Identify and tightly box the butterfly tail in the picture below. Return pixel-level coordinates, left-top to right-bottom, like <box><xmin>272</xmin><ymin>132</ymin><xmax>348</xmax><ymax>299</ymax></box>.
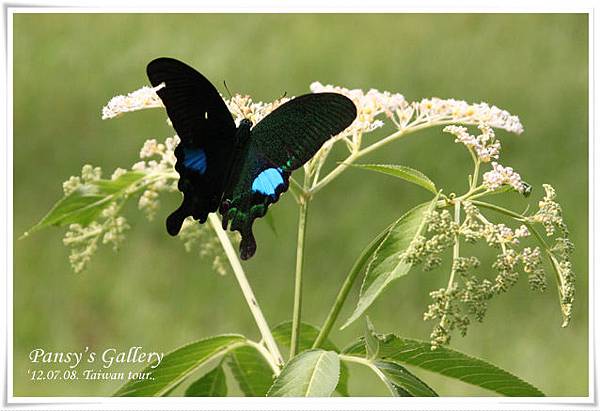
<box><xmin>239</xmin><ymin>229</ymin><xmax>257</xmax><ymax>260</ymax></box>
<box><xmin>166</xmin><ymin>204</ymin><xmax>189</xmax><ymax>236</ymax></box>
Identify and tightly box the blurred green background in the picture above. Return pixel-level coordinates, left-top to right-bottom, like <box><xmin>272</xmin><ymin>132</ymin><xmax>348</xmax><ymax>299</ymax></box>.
<box><xmin>13</xmin><ymin>13</ymin><xmax>588</xmax><ymax>397</ymax></box>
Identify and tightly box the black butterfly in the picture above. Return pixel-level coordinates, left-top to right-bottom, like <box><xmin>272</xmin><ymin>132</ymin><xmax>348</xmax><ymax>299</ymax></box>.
<box><xmin>146</xmin><ymin>57</ymin><xmax>357</xmax><ymax>260</ymax></box>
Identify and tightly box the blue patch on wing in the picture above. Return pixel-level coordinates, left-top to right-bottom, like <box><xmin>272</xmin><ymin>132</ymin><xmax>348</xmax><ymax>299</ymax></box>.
<box><xmin>183</xmin><ymin>148</ymin><xmax>207</xmax><ymax>174</ymax></box>
<box><xmin>252</xmin><ymin>168</ymin><xmax>284</xmax><ymax>196</ymax></box>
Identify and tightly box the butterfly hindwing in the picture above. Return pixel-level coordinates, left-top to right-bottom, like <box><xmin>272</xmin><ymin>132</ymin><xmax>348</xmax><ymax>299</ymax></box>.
<box><xmin>147</xmin><ymin>58</ymin><xmax>236</xmax><ymax>235</ymax></box>
<box><xmin>221</xmin><ymin>93</ymin><xmax>357</xmax><ymax>259</ymax></box>
<box><xmin>220</xmin><ymin>146</ymin><xmax>291</xmax><ymax>260</ymax></box>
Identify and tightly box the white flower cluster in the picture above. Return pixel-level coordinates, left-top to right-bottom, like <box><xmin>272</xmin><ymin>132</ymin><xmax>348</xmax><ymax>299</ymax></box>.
<box><xmin>101</xmin><ymin>84</ymin><xmax>165</xmax><ymax>119</ymax></box>
<box><xmin>60</xmin><ymin>165</ymin><xmax>133</xmax><ymax>272</ymax></box>
<box><xmin>225</xmin><ymin>94</ymin><xmax>290</xmax><ymax>126</ymax></box>
<box><xmin>482</xmin><ymin>162</ymin><xmax>526</xmax><ymax>193</ymax></box>
<box><xmin>63</xmin><ymin>222</ymin><xmax>102</xmax><ymax>273</ymax></box>
<box><xmin>443</xmin><ymin>123</ymin><xmax>501</xmax><ymax>162</ymax></box>
<box><xmin>62</xmin><ymin>165</ymin><xmax>102</xmax><ymax>195</ymax></box>
<box><xmin>410</xmin><ymin>97</ymin><xmax>524</xmax><ymax>134</ymax></box>
<box><xmin>132</xmin><ymin>136</ymin><xmax>180</xmax><ymax>220</ymax></box>
<box><xmin>132</xmin><ymin>136</ymin><xmax>178</xmax><ymax>175</ymax></box>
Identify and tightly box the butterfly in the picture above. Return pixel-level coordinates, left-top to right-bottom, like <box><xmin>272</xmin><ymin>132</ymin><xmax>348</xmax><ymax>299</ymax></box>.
<box><xmin>146</xmin><ymin>57</ymin><xmax>357</xmax><ymax>260</ymax></box>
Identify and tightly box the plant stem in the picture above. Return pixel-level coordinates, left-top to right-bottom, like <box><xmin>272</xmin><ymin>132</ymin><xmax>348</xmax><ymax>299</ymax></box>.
<box><xmin>439</xmin><ymin>200</ymin><xmax>461</xmax><ymax>331</ymax></box>
<box><xmin>338</xmin><ymin>355</ymin><xmax>397</xmax><ymax>396</ymax></box>
<box><xmin>208</xmin><ymin>214</ymin><xmax>284</xmax><ymax>368</ymax></box>
<box><xmin>290</xmin><ymin>189</ymin><xmax>310</xmax><ymax>358</ymax></box>
<box><xmin>470</xmin><ymin>200</ymin><xmax>526</xmax><ymax>222</ymax></box>
<box><xmin>246</xmin><ymin>340</ymin><xmax>281</xmax><ymax>376</ymax></box>
<box><xmin>309</xmin><ymin>121</ymin><xmax>443</xmax><ymax>196</ymax></box>
<box><xmin>312</xmin><ymin>227</ymin><xmax>389</xmax><ymax>349</ymax></box>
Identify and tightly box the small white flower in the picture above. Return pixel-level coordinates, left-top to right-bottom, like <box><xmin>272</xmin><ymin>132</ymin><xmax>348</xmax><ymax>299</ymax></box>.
<box><xmin>138</xmin><ymin>189</ymin><xmax>160</xmax><ymax>221</ymax></box>
<box><xmin>111</xmin><ymin>168</ymin><xmax>127</xmax><ymax>180</ymax></box>
<box><xmin>140</xmin><ymin>139</ymin><xmax>159</xmax><ymax>159</ymax></box>
<box><xmin>515</xmin><ymin>225</ymin><xmax>530</xmax><ymax>238</ymax></box>
<box><xmin>62</xmin><ymin>176</ymin><xmax>82</xmax><ymax>195</ymax></box>
<box><xmin>132</xmin><ymin>161</ymin><xmax>147</xmax><ymax>172</ymax></box>
<box><xmin>81</xmin><ymin>165</ymin><xmax>102</xmax><ymax>182</ymax></box>
<box><xmin>225</xmin><ymin>94</ymin><xmax>289</xmax><ymax>125</ymax></box>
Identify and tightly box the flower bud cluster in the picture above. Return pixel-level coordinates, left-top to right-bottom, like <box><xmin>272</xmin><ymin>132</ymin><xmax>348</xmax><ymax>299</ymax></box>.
<box><xmin>521</xmin><ymin>247</ymin><xmax>546</xmax><ymax>292</ymax></box>
<box><xmin>62</xmin><ymin>201</ymin><xmax>130</xmax><ymax>273</ymax></box>
<box><xmin>424</xmin><ymin>253</ymin><xmax>495</xmax><ymax>349</ymax></box>
<box><xmin>403</xmin><ymin>210</ymin><xmax>458</xmax><ymax>271</ymax></box>
<box><xmin>133</xmin><ymin>136</ymin><xmax>180</xmax><ymax>220</ymax></box>
<box><xmin>528</xmin><ymin>184</ymin><xmax>567</xmax><ymax>236</ymax></box>
<box><xmin>63</xmin><ymin>222</ymin><xmax>102</xmax><ymax>273</ymax></box>
<box><xmin>527</xmin><ymin>185</ymin><xmax>574</xmax><ymax>326</ymax></box>
<box><xmin>420</xmin><ymin>198</ymin><xmax>575</xmax><ymax>349</ymax></box>
<box><xmin>62</xmin><ymin>165</ymin><xmax>103</xmax><ymax>195</ymax></box>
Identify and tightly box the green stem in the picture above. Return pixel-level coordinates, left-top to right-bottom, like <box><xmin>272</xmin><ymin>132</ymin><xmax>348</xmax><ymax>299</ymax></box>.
<box><xmin>208</xmin><ymin>214</ymin><xmax>284</xmax><ymax>368</ymax></box>
<box><xmin>470</xmin><ymin>200</ymin><xmax>527</xmax><ymax>222</ymax></box>
<box><xmin>290</xmin><ymin>186</ymin><xmax>310</xmax><ymax>358</ymax></box>
<box><xmin>467</xmin><ymin>148</ymin><xmax>481</xmax><ymax>192</ymax></box>
<box><xmin>245</xmin><ymin>340</ymin><xmax>281</xmax><ymax>376</ymax></box>
<box><xmin>440</xmin><ymin>200</ymin><xmax>461</xmax><ymax>331</ymax></box>
<box><xmin>312</xmin><ymin>227</ymin><xmax>389</xmax><ymax>349</ymax></box>
<box><xmin>309</xmin><ymin>122</ymin><xmax>439</xmax><ymax>196</ymax></box>
<box><xmin>338</xmin><ymin>355</ymin><xmax>397</xmax><ymax>396</ymax></box>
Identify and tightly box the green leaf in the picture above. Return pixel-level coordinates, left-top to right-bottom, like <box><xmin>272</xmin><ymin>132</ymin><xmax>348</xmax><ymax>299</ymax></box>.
<box><xmin>364</xmin><ymin>317</ymin><xmax>379</xmax><ymax>360</ymax></box>
<box><xmin>344</xmin><ymin>335</ymin><xmax>544</xmax><ymax>396</ymax></box>
<box><xmin>184</xmin><ymin>365</ymin><xmax>227</xmax><ymax>396</ymax></box>
<box><xmin>24</xmin><ymin>171</ymin><xmax>146</xmax><ymax>236</ymax></box>
<box><xmin>264</xmin><ymin>211</ymin><xmax>278</xmax><ymax>236</ymax></box>
<box><xmin>271</xmin><ymin>321</ymin><xmax>349</xmax><ymax>396</ymax></box>
<box><xmin>342</xmin><ymin>195</ymin><xmax>440</xmax><ymax>328</ymax></box>
<box><xmin>226</xmin><ymin>346</ymin><xmax>274</xmax><ymax>396</ymax></box>
<box><xmin>374</xmin><ymin>360</ymin><xmax>438</xmax><ymax>397</ymax></box>
<box><xmin>267</xmin><ymin>349</ymin><xmax>340</xmax><ymax>397</ymax></box>
<box><xmin>114</xmin><ymin>334</ymin><xmax>246</xmax><ymax>396</ymax></box>
<box><xmin>349</xmin><ymin>163</ymin><xmax>437</xmax><ymax>194</ymax></box>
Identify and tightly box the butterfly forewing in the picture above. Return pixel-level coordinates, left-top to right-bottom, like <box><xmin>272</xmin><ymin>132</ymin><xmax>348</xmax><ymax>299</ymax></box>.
<box><xmin>220</xmin><ymin>93</ymin><xmax>357</xmax><ymax>259</ymax></box>
<box><xmin>147</xmin><ymin>58</ymin><xmax>237</xmax><ymax>235</ymax></box>
<box><xmin>250</xmin><ymin>93</ymin><xmax>357</xmax><ymax>170</ymax></box>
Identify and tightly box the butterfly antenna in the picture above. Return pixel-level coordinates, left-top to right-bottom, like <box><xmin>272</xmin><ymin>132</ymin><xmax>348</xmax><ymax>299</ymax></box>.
<box><xmin>223</xmin><ymin>80</ymin><xmax>233</xmax><ymax>99</ymax></box>
<box><xmin>223</xmin><ymin>80</ymin><xmax>243</xmax><ymax>115</ymax></box>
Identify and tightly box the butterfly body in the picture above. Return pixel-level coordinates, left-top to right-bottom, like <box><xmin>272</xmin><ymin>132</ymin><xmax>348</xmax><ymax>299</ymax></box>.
<box><xmin>147</xmin><ymin>57</ymin><xmax>356</xmax><ymax>259</ymax></box>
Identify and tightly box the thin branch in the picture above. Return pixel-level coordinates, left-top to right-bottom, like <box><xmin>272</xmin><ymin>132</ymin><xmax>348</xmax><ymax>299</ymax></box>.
<box><xmin>290</xmin><ymin>182</ymin><xmax>310</xmax><ymax>358</ymax></box>
<box><xmin>208</xmin><ymin>214</ymin><xmax>284</xmax><ymax>368</ymax></box>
